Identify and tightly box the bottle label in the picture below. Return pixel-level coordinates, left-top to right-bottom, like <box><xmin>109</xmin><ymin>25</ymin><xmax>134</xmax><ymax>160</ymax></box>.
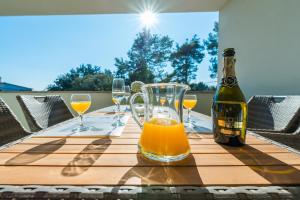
<box><xmin>213</xmin><ymin>102</ymin><xmax>246</xmax><ymax>136</ymax></box>
<box><xmin>221</xmin><ymin>76</ymin><xmax>238</xmax><ymax>88</ymax></box>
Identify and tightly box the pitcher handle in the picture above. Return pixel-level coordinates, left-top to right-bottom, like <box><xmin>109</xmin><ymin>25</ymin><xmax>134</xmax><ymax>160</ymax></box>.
<box><xmin>130</xmin><ymin>92</ymin><xmax>144</xmax><ymax>128</ymax></box>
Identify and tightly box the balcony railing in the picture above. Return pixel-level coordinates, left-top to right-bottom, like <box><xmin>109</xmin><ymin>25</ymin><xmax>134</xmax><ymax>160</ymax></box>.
<box><xmin>0</xmin><ymin>91</ymin><xmax>214</xmax><ymax>132</ymax></box>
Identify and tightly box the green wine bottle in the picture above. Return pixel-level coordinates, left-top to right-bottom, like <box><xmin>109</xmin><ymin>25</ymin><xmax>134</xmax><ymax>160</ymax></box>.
<box><xmin>212</xmin><ymin>48</ymin><xmax>247</xmax><ymax>146</ymax></box>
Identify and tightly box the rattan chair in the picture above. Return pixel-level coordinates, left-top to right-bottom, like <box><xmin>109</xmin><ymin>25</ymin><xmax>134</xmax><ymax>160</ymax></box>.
<box><xmin>0</xmin><ymin>97</ymin><xmax>30</xmax><ymax>145</ymax></box>
<box><xmin>17</xmin><ymin>95</ymin><xmax>74</xmax><ymax>132</ymax></box>
<box><xmin>247</xmin><ymin>95</ymin><xmax>300</xmax><ymax>150</ymax></box>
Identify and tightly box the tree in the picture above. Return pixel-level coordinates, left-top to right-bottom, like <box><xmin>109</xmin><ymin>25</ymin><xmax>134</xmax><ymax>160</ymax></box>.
<box><xmin>114</xmin><ymin>58</ymin><xmax>131</xmax><ymax>85</ymax></box>
<box><xmin>204</xmin><ymin>22</ymin><xmax>219</xmax><ymax>79</ymax></box>
<box><xmin>190</xmin><ymin>82</ymin><xmax>209</xmax><ymax>91</ymax></box>
<box><xmin>47</xmin><ymin>64</ymin><xmax>113</xmax><ymax>91</ymax></box>
<box><xmin>115</xmin><ymin>29</ymin><xmax>173</xmax><ymax>84</ymax></box>
<box><xmin>189</xmin><ymin>82</ymin><xmax>216</xmax><ymax>91</ymax></box>
<box><xmin>170</xmin><ymin>35</ymin><xmax>205</xmax><ymax>84</ymax></box>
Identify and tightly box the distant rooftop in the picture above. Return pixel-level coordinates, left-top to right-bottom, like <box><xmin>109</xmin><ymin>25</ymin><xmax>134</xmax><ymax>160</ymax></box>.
<box><xmin>0</xmin><ymin>77</ymin><xmax>32</xmax><ymax>91</ymax></box>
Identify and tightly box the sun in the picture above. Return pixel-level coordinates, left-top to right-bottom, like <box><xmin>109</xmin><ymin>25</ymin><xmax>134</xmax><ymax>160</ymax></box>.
<box><xmin>139</xmin><ymin>10</ymin><xmax>158</xmax><ymax>28</ymax></box>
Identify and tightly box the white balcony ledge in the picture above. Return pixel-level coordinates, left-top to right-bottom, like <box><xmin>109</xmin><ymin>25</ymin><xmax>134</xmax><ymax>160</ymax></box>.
<box><xmin>0</xmin><ymin>0</ymin><xmax>228</xmax><ymax>16</ymax></box>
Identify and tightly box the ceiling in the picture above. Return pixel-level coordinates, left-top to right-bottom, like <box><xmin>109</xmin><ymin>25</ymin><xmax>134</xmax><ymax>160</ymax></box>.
<box><xmin>0</xmin><ymin>0</ymin><xmax>228</xmax><ymax>16</ymax></box>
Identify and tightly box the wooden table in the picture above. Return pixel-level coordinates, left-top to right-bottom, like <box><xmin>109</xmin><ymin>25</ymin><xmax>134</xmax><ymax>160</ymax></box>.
<box><xmin>0</xmin><ymin>107</ymin><xmax>300</xmax><ymax>199</ymax></box>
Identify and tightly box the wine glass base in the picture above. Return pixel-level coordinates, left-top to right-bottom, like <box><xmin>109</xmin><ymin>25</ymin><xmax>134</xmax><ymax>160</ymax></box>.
<box><xmin>72</xmin><ymin>125</ymin><xmax>89</xmax><ymax>132</ymax></box>
<box><xmin>113</xmin><ymin>120</ymin><xmax>125</xmax><ymax>127</ymax></box>
<box><xmin>124</xmin><ymin>106</ymin><xmax>131</xmax><ymax>112</ymax></box>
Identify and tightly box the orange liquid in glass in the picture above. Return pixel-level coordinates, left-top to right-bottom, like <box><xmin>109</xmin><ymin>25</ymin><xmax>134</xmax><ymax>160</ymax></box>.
<box><xmin>160</xmin><ymin>98</ymin><xmax>166</xmax><ymax>106</ymax></box>
<box><xmin>139</xmin><ymin>118</ymin><xmax>190</xmax><ymax>156</ymax></box>
<box><xmin>175</xmin><ymin>100</ymin><xmax>179</xmax><ymax>110</ymax></box>
<box><xmin>112</xmin><ymin>98</ymin><xmax>118</xmax><ymax>104</ymax></box>
<box><xmin>71</xmin><ymin>101</ymin><xmax>91</xmax><ymax>114</ymax></box>
<box><xmin>183</xmin><ymin>99</ymin><xmax>197</xmax><ymax>109</ymax></box>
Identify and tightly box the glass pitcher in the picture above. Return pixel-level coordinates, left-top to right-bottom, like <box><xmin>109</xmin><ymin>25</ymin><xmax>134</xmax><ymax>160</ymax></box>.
<box><xmin>130</xmin><ymin>83</ymin><xmax>191</xmax><ymax>162</ymax></box>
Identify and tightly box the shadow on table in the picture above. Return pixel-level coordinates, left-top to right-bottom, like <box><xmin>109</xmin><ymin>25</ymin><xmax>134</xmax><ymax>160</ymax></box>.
<box><xmin>61</xmin><ymin>138</ymin><xmax>112</xmax><ymax>176</ymax></box>
<box><xmin>5</xmin><ymin>138</ymin><xmax>66</xmax><ymax>165</ymax></box>
<box><xmin>186</xmin><ymin>125</ymin><xmax>211</xmax><ymax>134</ymax></box>
<box><xmin>112</xmin><ymin>154</ymin><xmax>203</xmax><ymax>193</ymax></box>
<box><xmin>104</xmin><ymin>111</ymin><xmax>116</xmax><ymax>115</ymax></box>
<box><xmin>58</xmin><ymin>124</ymin><xmax>104</xmax><ymax>133</ymax></box>
<box><xmin>222</xmin><ymin>144</ymin><xmax>300</xmax><ymax>184</ymax></box>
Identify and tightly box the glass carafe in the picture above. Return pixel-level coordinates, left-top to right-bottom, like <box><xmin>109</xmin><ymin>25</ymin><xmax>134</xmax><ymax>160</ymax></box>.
<box><xmin>130</xmin><ymin>83</ymin><xmax>190</xmax><ymax>162</ymax></box>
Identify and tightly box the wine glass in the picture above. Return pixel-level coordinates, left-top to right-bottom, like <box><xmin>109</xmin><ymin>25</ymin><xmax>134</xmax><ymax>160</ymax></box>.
<box><xmin>166</xmin><ymin>86</ymin><xmax>174</xmax><ymax>116</ymax></box>
<box><xmin>112</xmin><ymin>78</ymin><xmax>125</xmax><ymax>125</ymax></box>
<box><xmin>124</xmin><ymin>86</ymin><xmax>131</xmax><ymax>111</ymax></box>
<box><xmin>160</xmin><ymin>96</ymin><xmax>166</xmax><ymax>109</ymax></box>
<box><xmin>71</xmin><ymin>94</ymin><xmax>91</xmax><ymax>131</ymax></box>
<box><xmin>155</xmin><ymin>87</ymin><xmax>160</xmax><ymax>112</ymax></box>
<box><xmin>183</xmin><ymin>94</ymin><xmax>197</xmax><ymax>126</ymax></box>
<box><xmin>166</xmin><ymin>86</ymin><xmax>174</xmax><ymax>105</ymax></box>
<box><xmin>155</xmin><ymin>87</ymin><xmax>160</xmax><ymax>102</ymax></box>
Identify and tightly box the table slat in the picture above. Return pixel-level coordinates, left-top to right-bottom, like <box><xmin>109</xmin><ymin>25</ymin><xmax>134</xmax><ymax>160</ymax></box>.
<box><xmin>1</xmin><ymin>152</ymin><xmax>300</xmax><ymax>167</ymax></box>
<box><xmin>21</xmin><ymin>137</ymin><xmax>270</xmax><ymax>145</ymax></box>
<box><xmin>0</xmin><ymin>144</ymin><xmax>290</xmax><ymax>154</ymax></box>
<box><xmin>0</xmin><ymin>165</ymin><xmax>299</xmax><ymax>186</ymax></box>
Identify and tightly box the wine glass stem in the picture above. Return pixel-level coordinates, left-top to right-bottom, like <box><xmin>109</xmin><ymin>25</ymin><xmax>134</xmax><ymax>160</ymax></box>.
<box><xmin>117</xmin><ymin>103</ymin><xmax>120</xmax><ymax>113</ymax></box>
<box><xmin>79</xmin><ymin>114</ymin><xmax>83</xmax><ymax>126</ymax></box>
<box><xmin>126</xmin><ymin>97</ymin><xmax>129</xmax><ymax>111</ymax></box>
<box><xmin>169</xmin><ymin>107</ymin><xmax>171</xmax><ymax>118</ymax></box>
<box><xmin>188</xmin><ymin>108</ymin><xmax>191</xmax><ymax>123</ymax></box>
<box><xmin>117</xmin><ymin>103</ymin><xmax>121</xmax><ymax>122</ymax></box>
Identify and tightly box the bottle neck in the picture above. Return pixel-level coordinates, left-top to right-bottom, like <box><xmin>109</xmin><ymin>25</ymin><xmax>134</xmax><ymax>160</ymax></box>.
<box><xmin>221</xmin><ymin>56</ymin><xmax>238</xmax><ymax>87</ymax></box>
<box><xmin>223</xmin><ymin>56</ymin><xmax>236</xmax><ymax>78</ymax></box>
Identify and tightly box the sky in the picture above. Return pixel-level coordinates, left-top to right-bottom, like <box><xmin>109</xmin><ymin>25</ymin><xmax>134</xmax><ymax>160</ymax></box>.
<box><xmin>0</xmin><ymin>12</ymin><xmax>218</xmax><ymax>91</ymax></box>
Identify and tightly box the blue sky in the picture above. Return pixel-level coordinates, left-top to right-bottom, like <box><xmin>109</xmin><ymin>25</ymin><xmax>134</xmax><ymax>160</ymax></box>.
<box><xmin>0</xmin><ymin>12</ymin><xmax>218</xmax><ymax>91</ymax></box>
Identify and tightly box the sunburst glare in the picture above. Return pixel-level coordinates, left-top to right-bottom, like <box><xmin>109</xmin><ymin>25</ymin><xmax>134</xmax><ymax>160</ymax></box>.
<box><xmin>139</xmin><ymin>10</ymin><xmax>158</xmax><ymax>29</ymax></box>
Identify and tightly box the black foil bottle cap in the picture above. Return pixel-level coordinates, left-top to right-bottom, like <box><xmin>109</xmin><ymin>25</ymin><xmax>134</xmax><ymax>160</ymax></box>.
<box><xmin>223</xmin><ymin>48</ymin><xmax>235</xmax><ymax>57</ymax></box>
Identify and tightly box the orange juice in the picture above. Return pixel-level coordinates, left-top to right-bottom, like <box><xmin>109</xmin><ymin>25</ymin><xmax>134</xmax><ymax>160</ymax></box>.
<box><xmin>183</xmin><ymin>99</ymin><xmax>197</xmax><ymax>109</ymax></box>
<box><xmin>160</xmin><ymin>98</ymin><xmax>166</xmax><ymax>106</ymax></box>
<box><xmin>175</xmin><ymin>100</ymin><xmax>179</xmax><ymax>110</ymax></box>
<box><xmin>139</xmin><ymin>118</ymin><xmax>190</xmax><ymax>156</ymax></box>
<box><xmin>112</xmin><ymin>98</ymin><xmax>118</xmax><ymax>104</ymax></box>
<box><xmin>71</xmin><ymin>101</ymin><xmax>91</xmax><ymax>114</ymax></box>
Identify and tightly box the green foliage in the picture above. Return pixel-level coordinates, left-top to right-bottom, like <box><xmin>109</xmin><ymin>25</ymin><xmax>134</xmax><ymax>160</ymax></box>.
<box><xmin>114</xmin><ymin>58</ymin><xmax>129</xmax><ymax>81</ymax></box>
<box><xmin>204</xmin><ymin>22</ymin><xmax>219</xmax><ymax>79</ymax></box>
<box><xmin>170</xmin><ymin>35</ymin><xmax>205</xmax><ymax>84</ymax></box>
<box><xmin>48</xmin><ymin>22</ymin><xmax>219</xmax><ymax>92</ymax></box>
<box><xmin>47</xmin><ymin>64</ymin><xmax>113</xmax><ymax>91</ymax></box>
<box><xmin>190</xmin><ymin>82</ymin><xmax>216</xmax><ymax>91</ymax></box>
<box><xmin>130</xmin><ymin>81</ymin><xmax>145</xmax><ymax>104</ymax></box>
<box><xmin>115</xmin><ymin>29</ymin><xmax>173</xmax><ymax>84</ymax></box>
<box><xmin>131</xmin><ymin>81</ymin><xmax>145</xmax><ymax>93</ymax></box>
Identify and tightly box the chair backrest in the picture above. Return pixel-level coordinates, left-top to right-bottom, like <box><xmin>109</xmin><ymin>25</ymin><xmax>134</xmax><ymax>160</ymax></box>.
<box><xmin>247</xmin><ymin>95</ymin><xmax>300</xmax><ymax>132</ymax></box>
<box><xmin>0</xmin><ymin>97</ymin><xmax>30</xmax><ymax>145</ymax></box>
<box><xmin>17</xmin><ymin>95</ymin><xmax>74</xmax><ymax>131</ymax></box>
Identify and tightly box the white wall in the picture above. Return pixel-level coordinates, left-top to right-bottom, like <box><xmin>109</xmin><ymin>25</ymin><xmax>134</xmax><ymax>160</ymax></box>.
<box><xmin>219</xmin><ymin>0</ymin><xmax>300</xmax><ymax>99</ymax></box>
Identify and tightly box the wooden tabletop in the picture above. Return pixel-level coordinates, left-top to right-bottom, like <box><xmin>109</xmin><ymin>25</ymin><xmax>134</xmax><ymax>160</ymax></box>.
<box><xmin>0</xmin><ymin>109</ymin><xmax>300</xmax><ymax>186</ymax></box>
